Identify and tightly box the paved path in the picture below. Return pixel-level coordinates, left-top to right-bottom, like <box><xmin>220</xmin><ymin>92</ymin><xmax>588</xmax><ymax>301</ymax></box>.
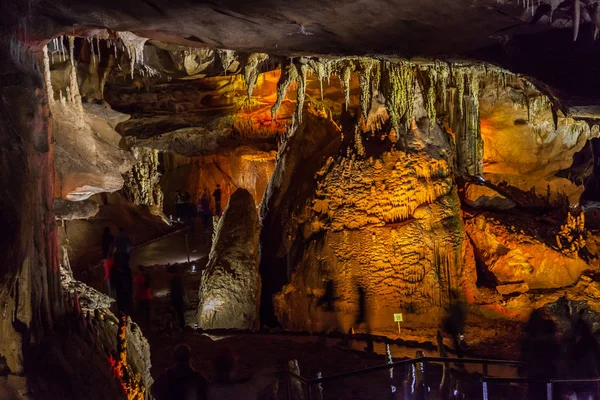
<box><xmin>131</xmin><ymin>221</ymin><xmax>210</xmax><ymax>266</ymax></box>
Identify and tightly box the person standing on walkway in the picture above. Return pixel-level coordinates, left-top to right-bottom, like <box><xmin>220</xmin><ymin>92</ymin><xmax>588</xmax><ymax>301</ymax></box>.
<box><xmin>169</xmin><ymin>266</ymin><xmax>186</xmax><ymax>330</ymax></box>
<box><xmin>151</xmin><ymin>344</ymin><xmax>209</xmax><ymax>400</ymax></box>
<box><xmin>134</xmin><ymin>265</ymin><xmax>153</xmax><ymax>329</ymax></box>
<box><xmin>114</xmin><ymin>227</ymin><xmax>133</xmax><ymax>315</ymax></box>
<box><xmin>201</xmin><ymin>189</ymin><xmax>212</xmax><ymax>232</ymax></box>
<box><xmin>175</xmin><ymin>190</ymin><xmax>184</xmax><ymax>221</ymax></box>
<box><xmin>103</xmin><ymin>244</ymin><xmax>116</xmax><ymax>298</ymax></box>
<box><xmin>212</xmin><ymin>184</ymin><xmax>222</xmax><ymax>216</ymax></box>
<box><xmin>101</xmin><ymin>226</ymin><xmax>114</xmax><ymax>259</ymax></box>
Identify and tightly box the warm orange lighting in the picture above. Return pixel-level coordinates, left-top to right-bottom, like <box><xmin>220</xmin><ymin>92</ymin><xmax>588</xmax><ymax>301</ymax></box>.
<box><xmin>109</xmin><ymin>315</ymin><xmax>145</xmax><ymax>400</ymax></box>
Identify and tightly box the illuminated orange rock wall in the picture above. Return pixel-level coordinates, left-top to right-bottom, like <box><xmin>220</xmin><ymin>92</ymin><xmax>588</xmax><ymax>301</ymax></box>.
<box><xmin>262</xmin><ymin>103</ymin><xmax>476</xmax><ymax>334</ymax></box>
<box><xmin>161</xmin><ymin>147</ymin><xmax>276</xmax><ymax>215</ymax></box>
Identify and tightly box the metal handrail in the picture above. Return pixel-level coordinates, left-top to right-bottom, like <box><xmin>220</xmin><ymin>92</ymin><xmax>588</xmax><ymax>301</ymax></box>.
<box><xmin>289</xmin><ymin>356</ymin><xmax>523</xmax><ymax>385</ymax></box>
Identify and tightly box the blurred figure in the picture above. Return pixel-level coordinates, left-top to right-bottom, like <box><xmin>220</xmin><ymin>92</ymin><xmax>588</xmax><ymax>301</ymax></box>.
<box><xmin>175</xmin><ymin>190</ymin><xmax>184</xmax><ymax>220</ymax></box>
<box><xmin>354</xmin><ymin>285</ymin><xmax>374</xmax><ymax>353</ymax></box>
<box><xmin>103</xmin><ymin>244</ymin><xmax>116</xmax><ymax>298</ymax></box>
<box><xmin>152</xmin><ymin>344</ymin><xmax>209</xmax><ymax>400</ymax></box>
<box><xmin>101</xmin><ymin>226</ymin><xmax>114</xmax><ymax>259</ymax></box>
<box><xmin>200</xmin><ymin>189</ymin><xmax>212</xmax><ymax>232</ymax></box>
<box><xmin>404</xmin><ymin>350</ymin><xmax>429</xmax><ymax>400</ymax></box>
<box><xmin>115</xmin><ymin>227</ymin><xmax>132</xmax><ymax>270</ymax></box>
<box><xmin>169</xmin><ymin>266</ymin><xmax>186</xmax><ymax>330</ymax></box>
<box><xmin>134</xmin><ymin>265</ymin><xmax>153</xmax><ymax>329</ymax></box>
<box><xmin>184</xmin><ymin>191</ymin><xmax>192</xmax><ymax>222</ymax></box>
<box><xmin>212</xmin><ymin>184</ymin><xmax>222</xmax><ymax>216</ymax></box>
<box><xmin>316</xmin><ymin>280</ymin><xmax>336</xmax><ymax>312</ymax></box>
<box><xmin>213</xmin><ymin>344</ymin><xmax>239</xmax><ymax>384</ymax></box>
<box><xmin>521</xmin><ymin>309</ymin><xmax>561</xmax><ymax>400</ymax></box>
<box><xmin>442</xmin><ymin>291</ymin><xmax>467</xmax><ymax>359</ymax></box>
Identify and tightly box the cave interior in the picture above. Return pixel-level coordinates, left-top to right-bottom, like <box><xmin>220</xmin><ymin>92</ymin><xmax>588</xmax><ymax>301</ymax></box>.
<box><xmin>2</xmin><ymin>0</ymin><xmax>600</xmax><ymax>399</ymax></box>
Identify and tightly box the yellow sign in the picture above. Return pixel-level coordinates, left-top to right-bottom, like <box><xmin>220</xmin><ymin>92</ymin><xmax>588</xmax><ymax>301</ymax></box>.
<box><xmin>394</xmin><ymin>313</ymin><xmax>403</xmax><ymax>322</ymax></box>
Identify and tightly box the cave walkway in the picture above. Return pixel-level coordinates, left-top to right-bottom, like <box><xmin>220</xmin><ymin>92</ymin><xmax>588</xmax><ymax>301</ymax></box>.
<box><xmin>131</xmin><ymin>219</ymin><xmax>210</xmax><ymax>267</ymax></box>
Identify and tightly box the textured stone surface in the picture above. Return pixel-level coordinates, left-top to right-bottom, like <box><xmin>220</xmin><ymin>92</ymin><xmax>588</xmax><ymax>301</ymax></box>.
<box><xmin>496</xmin><ymin>282</ymin><xmax>529</xmax><ymax>295</ymax></box>
<box><xmin>197</xmin><ymin>188</ymin><xmax>261</xmax><ymax>329</ymax></box>
<box><xmin>53</xmin><ymin>101</ymin><xmax>135</xmax><ymax>201</ymax></box>
<box><xmin>464</xmin><ymin>183</ymin><xmax>515</xmax><ymax>210</ymax></box>
<box><xmin>160</xmin><ymin>147</ymin><xmax>276</xmax><ymax>217</ymax></box>
<box><xmin>479</xmin><ymin>78</ymin><xmax>598</xmax><ymax>203</ymax></box>
<box><xmin>466</xmin><ymin>214</ymin><xmax>590</xmax><ymax>289</ymax></box>
<box><xmin>54</xmin><ymin>198</ymin><xmax>100</xmax><ymax>220</ymax></box>
<box><xmin>262</xmin><ymin>96</ymin><xmax>477</xmax><ymax>333</ymax></box>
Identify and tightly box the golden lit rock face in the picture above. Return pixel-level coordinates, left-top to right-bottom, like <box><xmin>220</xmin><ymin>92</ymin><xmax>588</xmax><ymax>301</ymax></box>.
<box><xmin>465</xmin><ymin>214</ymin><xmax>589</xmax><ymax>290</ymax></box>
<box><xmin>160</xmin><ymin>146</ymin><xmax>276</xmax><ymax>214</ymax></box>
<box><xmin>479</xmin><ymin>78</ymin><xmax>596</xmax><ymax>202</ymax></box>
<box><xmin>268</xmin><ymin>101</ymin><xmax>476</xmax><ymax>333</ymax></box>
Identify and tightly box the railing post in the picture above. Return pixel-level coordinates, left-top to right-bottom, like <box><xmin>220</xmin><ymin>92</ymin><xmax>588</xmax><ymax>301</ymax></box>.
<box><xmin>307</xmin><ymin>384</ymin><xmax>312</xmax><ymax>400</ymax></box>
<box><xmin>482</xmin><ymin>381</ymin><xmax>489</xmax><ymax>400</ymax></box>
<box><xmin>546</xmin><ymin>382</ymin><xmax>552</xmax><ymax>400</ymax></box>
<box><xmin>482</xmin><ymin>363</ymin><xmax>488</xmax><ymax>377</ymax></box>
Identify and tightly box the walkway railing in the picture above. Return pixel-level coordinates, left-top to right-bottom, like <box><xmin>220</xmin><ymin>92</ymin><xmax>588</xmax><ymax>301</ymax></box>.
<box><xmin>482</xmin><ymin>376</ymin><xmax>600</xmax><ymax>400</ymax></box>
<box><xmin>286</xmin><ymin>356</ymin><xmax>524</xmax><ymax>400</ymax></box>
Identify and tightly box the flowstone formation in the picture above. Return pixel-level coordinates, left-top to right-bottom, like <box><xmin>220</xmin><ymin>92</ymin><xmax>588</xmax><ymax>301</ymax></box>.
<box><xmin>197</xmin><ymin>188</ymin><xmax>261</xmax><ymax>329</ymax></box>
<box><xmin>122</xmin><ymin>147</ymin><xmax>164</xmax><ymax>210</ymax></box>
<box><xmin>262</xmin><ymin>92</ymin><xmax>476</xmax><ymax>333</ymax></box>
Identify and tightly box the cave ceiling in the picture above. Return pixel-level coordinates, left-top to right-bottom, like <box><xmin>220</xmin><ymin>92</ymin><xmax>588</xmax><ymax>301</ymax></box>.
<box><xmin>5</xmin><ymin>0</ymin><xmax>600</xmax><ymax>101</ymax></box>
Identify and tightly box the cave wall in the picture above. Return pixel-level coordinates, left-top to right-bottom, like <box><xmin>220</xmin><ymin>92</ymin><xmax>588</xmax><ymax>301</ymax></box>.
<box><xmin>260</xmin><ymin>93</ymin><xmax>477</xmax><ymax>332</ymax></box>
<box><xmin>0</xmin><ymin>40</ymin><xmax>63</xmax><ymax>374</ymax></box>
<box><xmin>160</xmin><ymin>147</ymin><xmax>276</xmax><ymax>216</ymax></box>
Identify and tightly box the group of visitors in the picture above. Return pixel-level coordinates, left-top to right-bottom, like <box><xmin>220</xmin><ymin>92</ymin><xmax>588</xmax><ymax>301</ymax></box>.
<box><xmin>102</xmin><ymin>227</ymin><xmax>133</xmax><ymax>315</ymax></box>
<box><xmin>102</xmin><ymin>225</ymin><xmax>190</xmax><ymax>332</ymax></box>
<box><xmin>175</xmin><ymin>185</ymin><xmax>222</xmax><ymax>229</ymax></box>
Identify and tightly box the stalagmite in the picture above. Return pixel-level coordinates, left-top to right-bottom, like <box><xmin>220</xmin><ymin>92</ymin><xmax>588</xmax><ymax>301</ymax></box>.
<box><xmin>271</xmin><ymin>60</ymin><xmax>298</xmax><ymax>121</ymax></box>
<box><xmin>244</xmin><ymin>52</ymin><xmax>269</xmax><ymax>100</ymax></box>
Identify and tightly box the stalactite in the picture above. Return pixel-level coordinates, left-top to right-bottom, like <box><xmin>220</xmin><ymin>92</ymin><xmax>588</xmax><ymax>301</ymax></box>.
<box><xmin>338</xmin><ymin>61</ymin><xmax>355</xmax><ymax>111</ymax></box>
<box><xmin>271</xmin><ymin>60</ymin><xmax>298</xmax><ymax>121</ymax></box>
<box><xmin>574</xmin><ymin>0</ymin><xmax>581</xmax><ymax>41</ymax></box>
<box><xmin>295</xmin><ymin>58</ymin><xmax>308</xmax><ymax>123</ymax></box>
<box><xmin>117</xmin><ymin>31</ymin><xmax>149</xmax><ymax>79</ymax></box>
<box><xmin>381</xmin><ymin>61</ymin><xmax>415</xmax><ymax>147</ymax></box>
<box><xmin>244</xmin><ymin>53</ymin><xmax>269</xmax><ymax>100</ymax></box>
<box><xmin>452</xmin><ymin>68</ymin><xmax>465</xmax><ymax>119</ymax></box>
<box><xmin>68</xmin><ymin>36</ymin><xmax>83</xmax><ymax>115</ymax></box>
<box><xmin>358</xmin><ymin>58</ymin><xmax>377</xmax><ymax>121</ymax></box>
<box><xmin>41</xmin><ymin>45</ymin><xmax>54</xmax><ymax>106</ymax></box>
<box><xmin>217</xmin><ymin>49</ymin><xmax>237</xmax><ymax>75</ymax></box>
<box><xmin>421</xmin><ymin>67</ymin><xmax>437</xmax><ymax>129</ymax></box>
<box><xmin>308</xmin><ymin>58</ymin><xmax>328</xmax><ymax>101</ymax></box>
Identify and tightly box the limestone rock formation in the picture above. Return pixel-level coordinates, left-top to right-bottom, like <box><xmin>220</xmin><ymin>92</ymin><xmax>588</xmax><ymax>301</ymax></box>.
<box><xmin>479</xmin><ymin>78</ymin><xmax>599</xmax><ymax>203</ymax></box>
<box><xmin>464</xmin><ymin>183</ymin><xmax>516</xmax><ymax>210</ymax></box>
<box><xmin>466</xmin><ymin>214</ymin><xmax>590</xmax><ymax>289</ymax></box>
<box><xmin>122</xmin><ymin>147</ymin><xmax>164</xmax><ymax>209</ymax></box>
<box><xmin>197</xmin><ymin>188</ymin><xmax>261</xmax><ymax>329</ymax></box>
<box><xmin>262</xmin><ymin>99</ymin><xmax>476</xmax><ymax>334</ymax></box>
<box><xmin>53</xmin><ymin>99</ymin><xmax>135</xmax><ymax>201</ymax></box>
<box><xmin>54</xmin><ymin>198</ymin><xmax>100</xmax><ymax>221</ymax></box>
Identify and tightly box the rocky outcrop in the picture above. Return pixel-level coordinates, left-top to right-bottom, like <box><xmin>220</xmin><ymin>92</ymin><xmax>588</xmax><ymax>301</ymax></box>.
<box><xmin>262</xmin><ymin>96</ymin><xmax>477</xmax><ymax>333</ymax></box>
<box><xmin>53</xmin><ymin>102</ymin><xmax>135</xmax><ymax>201</ymax></box>
<box><xmin>197</xmin><ymin>188</ymin><xmax>261</xmax><ymax>329</ymax></box>
<box><xmin>160</xmin><ymin>147</ymin><xmax>276</xmax><ymax>217</ymax></box>
<box><xmin>122</xmin><ymin>147</ymin><xmax>164</xmax><ymax>209</ymax></box>
<box><xmin>466</xmin><ymin>214</ymin><xmax>590</xmax><ymax>290</ymax></box>
<box><xmin>464</xmin><ymin>183</ymin><xmax>515</xmax><ymax>210</ymax></box>
<box><xmin>479</xmin><ymin>77</ymin><xmax>599</xmax><ymax>203</ymax></box>
<box><xmin>54</xmin><ymin>198</ymin><xmax>100</xmax><ymax>221</ymax></box>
